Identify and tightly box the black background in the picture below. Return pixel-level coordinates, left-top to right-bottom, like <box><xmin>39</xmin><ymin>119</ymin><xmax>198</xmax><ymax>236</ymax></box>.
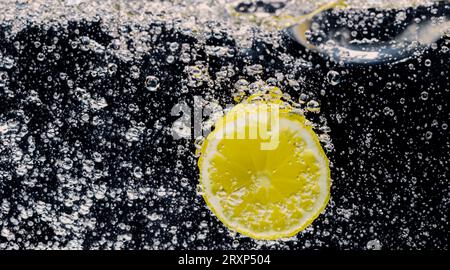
<box><xmin>0</xmin><ymin>4</ymin><xmax>448</xmax><ymax>250</ymax></box>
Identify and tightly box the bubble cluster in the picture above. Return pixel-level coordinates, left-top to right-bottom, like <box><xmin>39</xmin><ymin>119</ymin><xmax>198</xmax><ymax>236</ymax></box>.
<box><xmin>0</xmin><ymin>0</ymin><xmax>448</xmax><ymax>250</ymax></box>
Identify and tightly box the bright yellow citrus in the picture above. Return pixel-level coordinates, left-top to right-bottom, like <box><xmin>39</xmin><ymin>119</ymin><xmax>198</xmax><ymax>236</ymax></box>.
<box><xmin>197</xmin><ymin>90</ymin><xmax>330</xmax><ymax>240</ymax></box>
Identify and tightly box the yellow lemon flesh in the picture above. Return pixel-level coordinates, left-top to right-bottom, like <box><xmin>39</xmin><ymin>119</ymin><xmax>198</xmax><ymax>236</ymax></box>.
<box><xmin>198</xmin><ymin>93</ymin><xmax>331</xmax><ymax>240</ymax></box>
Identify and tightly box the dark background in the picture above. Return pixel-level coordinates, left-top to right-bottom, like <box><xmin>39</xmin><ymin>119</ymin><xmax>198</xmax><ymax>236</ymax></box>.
<box><xmin>0</xmin><ymin>4</ymin><xmax>448</xmax><ymax>250</ymax></box>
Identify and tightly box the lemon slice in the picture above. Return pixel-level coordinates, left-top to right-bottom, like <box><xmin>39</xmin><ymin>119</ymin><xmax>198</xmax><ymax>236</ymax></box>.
<box><xmin>198</xmin><ymin>94</ymin><xmax>331</xmax><ymax>240</ymax></box>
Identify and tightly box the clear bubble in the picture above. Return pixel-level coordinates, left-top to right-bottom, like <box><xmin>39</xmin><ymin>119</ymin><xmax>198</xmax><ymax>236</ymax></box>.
<box><xmin>366</xmin><ymin>239</ymin><xmax>382</xmax><ymax>250</ymax></box>
<box><xmin>383</xmin><ymin>106</ymin><xmax>394</xmax><ymax>116</ymax></box>
<box><xmin>15</xmin><ymin>165</ymin><xmax>28</xmax><ymax>176</ymax></box>
<box><xmin>245</xmin><ymin>64</ymin><xmax>263</xmax><ymax>76</ymax></box>
<box><xmin>125</xmin><ymin>127</ymin><xmax>141</xmax><ymax>141</ymax></box>
<box><xmin>59</xmin><ymin>72</ymin><xmax>68</xmax><ymax>80</ymax></box>
<box><xmin>108</xmin><ymin>63</ymin><xmax>118</xmax><ymax>75</ymax></box>
<box><xmin>420</xmin><ymin>91</ymin><xmax>429</xmax><ymax>100</ymax></box>
<box><xmin>82</xmin><ymin>159</ymin><xmax>95</xmax><ymax>173</ymax></box>
<box><xmin>133</xmin><ymin>167</ymin><xmax>143</xmax><ymax>179</ymax></box>
<box><xmin>110</xmin><ymin>39</ymin><xmax>121</xmax><ymax>50</ymax></box>
<box><xmin>235</xmin><ymin>79</ymin><xmax>249</xmax><ymax>92</ymax></box>
<box><xmin>130</xmin><ymin>65</ymin><xmax>140</xmax><ymax>79</ymax></box>
<box><xmin>145</xmin><ymin>76</ymin><xmax>160</xmax><ymax>91</ymax></box>
<box><xmin>327</xmin><ymin>70</ymin><xmax>341</xmax><ymax>86</ymax></box>
<box><xmin>169</xmin><ymin>42</ymin><xmax>179</xmax><ymax>52</ymax></box>
<box><xmin>180</xmin><ymin>53</ymin><xmax>191</xmax><ymax>63</ymax></box>
<box><xmin>306</xmin><ymin>100</ymin><xmax>320</xmax><ymax>112</ymax></box>
<box><xmin>37</xmin><ymin>53</ymin><xmax>45</xmax><ymax>61</ymax></box>
<box><xmin>166</xmin><ymin>55</ymin><xmax>175</xmax><ymax>64</ymax></box>
<box><xmin>62</xmin><ymin>158</ymin><xmax>73</xmax><ymax>170</ymax></box>
<box><xmin>3</xmin><ymin>57</ymin><xmax>14</xmax><ymax>69</ymax></box>
<box><xmin>0</xmin><ymin>72</ymin><xmax>9</xmax><ymax>87</ymax></box>
<box><xmin>180</xmin><ymin>178</ymin><xmax>189</xmax><ymax>187</ymax></box>
<box><xmin>93</xmin><ymin>152</ymin><xmax>103</xmax><ymax>162</ymax></box>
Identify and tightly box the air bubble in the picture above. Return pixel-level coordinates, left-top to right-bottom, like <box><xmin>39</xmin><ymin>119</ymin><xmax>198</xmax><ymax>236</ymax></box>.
<box><xmin>126</xmin><ymin>127</ymin><xmax>141</xmax><ymax>142</ymax></box>
<box><xmin>108</xmin><ymin>63</ymin><xmax>118</xmax><ymax>75</ymax></box>
<box><xmin>306</xmin><ymin>100</ymin><xmax>320</xmax><ymax>112</ymax></box>
<box><xmin>180</xmin><ymin>178</ymin><xmax>189</xmax><ymax>187</ymax></box>
<box><xmin>15</xmin><ymin>165</ymin><xmax>28</xmax><ymax>176</ymax></box>
<box><xmin>327</xmin><ymin>70</ymin><xmax>341</xmax><ymax>86</ymax></box>
<box><xmin>93</xmin><ymin>152</ymin><xmax>103</xmax><ymax>162</ymax></box>
<box><xmin>3</xmin><ymin>57</ymin><xmax>14</xmax><ymax>69</ymax></box>
<box><xmin>420</xmin><ymin>91</ymin><xmax>429</xmax><ymax>100</ymax></box>
<box><xmin>180</xmin><ymin>53</ymin><xmax>191</xmax><ymax>63</ymax></box>
<box><xmin>235</xmin><ymin>79</ymin><xmax>249</xmax><ymax>92</ymax></box>
<box><xmin>145</xmin><ymin>76</ymin><xmax>160</xmax><ymax>91</ymax></box>
<box><xmin>383</xmin><ymin>107</ymin><xmax>394</xmax><ymax>116</ymax></box>
<box><xmin>110</xmin><ymin>39</ymin><xmax>121</xmax><ymax>50</ymax></box>
<box><xmin>130</xmin><ymin>65</ymin><xmax>140</xmax><ymax>79</ymax></box>
<box><xmin>82</xmin><ymin>159</ymin><xmax>95</xmax><ymax>173</ymax></box>
<box><xmin>37</xmin><ymin>53</ymin><xmax>45</xmax><ymax>61</ymax></box>
<box><xmin>62</xmin><ymin>158</ymin><xmax>73</xmax><ymax>170</ymax></box>
<box><xmin>169</xmin><ymin>42</ymin><xmax>179</xmax><ymax>52</ymax></box>
<box><xmin>166</xmin><ymin>55</ymin><xmax>175</xmax><ymax>63</ymax></box>
<box><xmin>366</xmin><ymin>239</ymin><xmax>382</xmax><ymax>250</ymax></box>
<box><xmin>133</xmin><ymin>167</ymin><xmax>143</xmax><ymax>179</ymax></box>
<box><xmin>0</xmin><ymin>72</ymin><xmax>8</xmax><ymax>87</ymax></box>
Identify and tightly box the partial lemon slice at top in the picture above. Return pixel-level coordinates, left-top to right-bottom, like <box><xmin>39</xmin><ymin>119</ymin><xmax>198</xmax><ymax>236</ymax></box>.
<box><xmin>197</xmin><ymin>91</ymin><xmax>331</xmax><ymax>240</ymax></box>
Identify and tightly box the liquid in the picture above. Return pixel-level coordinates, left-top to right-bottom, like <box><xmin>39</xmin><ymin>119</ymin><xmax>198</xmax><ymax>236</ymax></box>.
<box><xmin>0</xmin><ymin>0</ymin><xmax>448</xmax><ymax>250</ymax></box>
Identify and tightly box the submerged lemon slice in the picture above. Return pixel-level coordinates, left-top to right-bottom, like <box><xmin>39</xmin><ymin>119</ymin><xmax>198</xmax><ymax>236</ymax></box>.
<box><xmin>198</xmin><ymin>93</ymin><xmax>330</xmax><ymax>240</ymax></box>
